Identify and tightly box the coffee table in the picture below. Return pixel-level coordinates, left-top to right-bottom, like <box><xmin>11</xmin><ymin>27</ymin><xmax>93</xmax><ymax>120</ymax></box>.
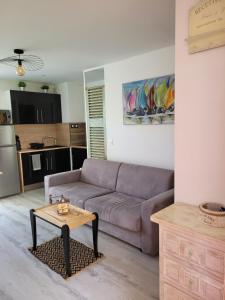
<box><xmin>30</xmin><ymin>204</ymin><xmax>98</xmax><ymax>277</ymax></box>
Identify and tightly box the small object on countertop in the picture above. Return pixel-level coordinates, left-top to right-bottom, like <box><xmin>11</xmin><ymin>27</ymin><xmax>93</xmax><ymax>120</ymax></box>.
<box><xmin>16</xmin><ymin>135</ymin><xmax>21</xmax><ymax>150</ymax></box>
<box><xmin>199</xmin><ymin>202</ymin><xmax>225</xmax><ymax>228</ymax></box>
<box><xmin>57</xmin><ymin>195</ymin><xmax>70</xmax><ymax>215</ymax></box>
<box><xmin>49</xmin><ymin>194</ymin><xmax>53</xmax><ymax>205</ymax></box>
<box><xmin>29</xmin><ymin>142</ymin><xmax>44</xmax><ymax>149</ymax></box>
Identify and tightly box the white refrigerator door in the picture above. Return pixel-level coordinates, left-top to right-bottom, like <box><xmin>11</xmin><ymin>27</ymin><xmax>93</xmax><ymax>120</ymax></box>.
<box><xmin>0</xmin><ymin>125</ymin><xmax>16</xmax><ymax>146</ymax></box>
<box><xmin>0</xmin><ymin>145</ymin><xmax>20</xmax><ymax>197</ymax></box>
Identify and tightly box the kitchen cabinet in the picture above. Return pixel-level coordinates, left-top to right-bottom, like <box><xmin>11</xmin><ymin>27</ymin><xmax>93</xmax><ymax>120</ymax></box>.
<box><xmin>21</xmin><ymin>148</ymin><xmax>70</xmax><ymax>186</ymax></box>
<box><xmin>72</xmin><ymin>147</ymin><xmax>87</xmax><ymax>170</ymax></box>
<box><xmin>10</xmin><ymin>90</ymin><xmax>62</xmax><ymax>124</ymax></box>
<box><xmin>22</xmin><ymin>151</ymin><xmax>46</xmax><ymax>185</ymax></box>
<box><xmin>44</xmin><ymin>151</ymin><xmax>55</xmax><ymax>175</ymax></box>
<box><xmin>54</xmin><ymin>148</ymin><xmax>71</xmax><ymax>173</ymax></box>
<box><xmin>45</xmin><ymin>148</ymin><xmax>71</xmax><ymax>174</ymax></box>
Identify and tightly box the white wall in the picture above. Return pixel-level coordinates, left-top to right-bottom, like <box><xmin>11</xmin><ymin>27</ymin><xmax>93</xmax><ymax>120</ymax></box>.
<box><xmin>0</xmin><ymin>80</ymin><xmax>55</xmax><ymax>93</ymax></box>
<box><xmin>104</xmin><ymin>46</ymin><xmax>175</xmax><ymax>169</ymax></box>
<box><xmin>57</xmin><ymin>82</ymin><xmax>70</xmax><ymax>122</ymax></box>
<box><xmin>175</xmin><ymin>0</ymin><xmax>225</xmax><ymax>205</ymax></box>
<box><xmin>67</xmin><ymin>82</ymin><xmax>85</xmax><ymax>122</ymax></box>
<box><xmin>56</xmin><ymin>81</ymin><xmax>85</xmax><ymax>123</ymax></box>
<box><xmin>0</xmin><ymin>80</ymin><xmax>55</xmax><ymax>105</ymax></box>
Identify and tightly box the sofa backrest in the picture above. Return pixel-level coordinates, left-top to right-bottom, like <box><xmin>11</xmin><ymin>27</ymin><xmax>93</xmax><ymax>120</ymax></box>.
<box><xmin>116</xmin><ymin>163</ymin><xmax>174</xmax><ymax>199</ymax></box>
<box><xmin>81</xmin><ymin>158</ymin><xmax>121</xmax><ymax>190</ymax></box>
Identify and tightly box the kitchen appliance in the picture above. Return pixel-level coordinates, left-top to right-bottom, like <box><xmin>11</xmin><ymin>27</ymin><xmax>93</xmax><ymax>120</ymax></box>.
<box><xmin>0</xmin><ymin>110</ymin><xmax>12</xmax><ymax>124</ymax></box>
<box><xmin>70</xmin><ymin>123</ymin><xmax>86</xmax><ymax>146</ymax></box>
<box><xmin>29</xmin><ymin>143</ymin><xmax>44</xmax><ymax>149</ymax></box>
<box><xmin>0</xmin><ymin>125</ymin><xmax>20</xmax><ymax>198</ymax></box>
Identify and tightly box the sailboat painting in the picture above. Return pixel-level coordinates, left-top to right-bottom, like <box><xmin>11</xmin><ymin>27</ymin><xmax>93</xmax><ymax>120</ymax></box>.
<box><xmin>122</xmin><ymin>74</ymin><xmax>175</xmax><ymax>125</ymax></box>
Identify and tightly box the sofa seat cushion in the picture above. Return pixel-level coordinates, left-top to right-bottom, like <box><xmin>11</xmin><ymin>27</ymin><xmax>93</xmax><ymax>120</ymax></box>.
<box><xmin>48</xmin><ymin>181</ymin><xmax>112</xmax><ymax>208</ymax></box>
<box><xmin>85</xmin><ymin>192</ymin><xmax>145</xmax><ymax>232</ymax></box>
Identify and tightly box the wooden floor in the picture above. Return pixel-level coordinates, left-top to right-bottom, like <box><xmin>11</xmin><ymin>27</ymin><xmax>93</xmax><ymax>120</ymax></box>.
<box><xmin>0</xmin><ymin>189</ymin><xmax>159</xmax><ymax>300</ymax></box>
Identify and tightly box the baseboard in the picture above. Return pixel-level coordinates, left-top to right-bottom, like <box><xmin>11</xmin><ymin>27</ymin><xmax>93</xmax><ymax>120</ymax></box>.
<box><xmin>24</xmin><ymin>182</ymin><xmax>44</xmax><ymax>191</ymax></box>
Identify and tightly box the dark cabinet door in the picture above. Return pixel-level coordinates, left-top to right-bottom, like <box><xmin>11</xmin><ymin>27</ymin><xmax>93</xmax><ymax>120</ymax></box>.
<box><xmin>54</xmin><ymin>148</ymin><xmax>71</xmax><ymax>173</ymax></box>
<box><xmin>39</xmin><ymin>93</ymin><xmax>54</xmax><ymax>124</ymax></box>
<box><xmin>22</xmin><ymin>151</ymin><xmax>46</xmax><ymax>185</ymax></box>
<box><xmin>72</xmin><ymin>148</ymin><xmax>87</xmax><ymax>170</ymax></box>
<box><xmin>34</xmin><ymin>93</ymin><xmax>61</xmax><ymax>124</ymax></box>
<box><xmin>44</xmin><ymin>148</ymin><xmax>70</xmax><ymax>175</ymax></box>
<box><xmin>52</xmin><ymin>94</ymin><xmax>62</xmax><ymax>123</ymax></box>
<box><xmin>11</xmin><ymin>91</ymin><xmax>38</xmax><ymax>124</ymax></box>
<box><xmin>18</xmin><ymin>101</ymin><xmax>37</xmax><ymax>124</ymax></box>
<box><xmin>44</xmin><ymin>151</ymin><xmax>55</xmax><ymax>175</ymax></box>
<box><xmin>10</xmin><ymin>90</ymin><xmax>62</xmax><ymax>124</ymax></box>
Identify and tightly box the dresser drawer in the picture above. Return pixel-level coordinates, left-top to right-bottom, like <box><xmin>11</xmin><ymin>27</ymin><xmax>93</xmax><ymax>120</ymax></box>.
<box><xmin>163</xmin><ymin>283</ymin><xmax>196</xmax><ymax>300</ymax></box>
<box><xmin>162</xmin><ymin>230</ymin><xmax>224</xmax><ymax>278</ymax></box>
<box><xmin>163</xmin><ymin>231</ymin><xmax>180</xmax><ymax>256</ymax></box>
<box><xmin>162</xmin><ymin>257</ymin><xmax>224</xmax><ymax>300</ymax></box>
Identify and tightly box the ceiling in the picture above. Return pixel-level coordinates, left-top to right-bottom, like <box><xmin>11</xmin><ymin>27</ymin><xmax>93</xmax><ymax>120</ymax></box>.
<box><xmin>0</xmin><ymin>0</ymin><xmax>175</xmax><ymax>83</ymax></box>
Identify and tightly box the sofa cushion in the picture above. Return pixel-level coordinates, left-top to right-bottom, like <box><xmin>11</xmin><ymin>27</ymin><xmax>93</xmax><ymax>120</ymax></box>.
<box><xmin>116</xmin><ymin>163</ymin><xmax>174</xmax><ymax>199</ymax></box>
<box><xmin>85</xmin><ymin>192</ymin><xmax>145</xmax><ymax>232</ymax></box>
<box><xmin>48</xmin><ymin>181</ymin><xmax>112</xmax><ymax>208</ymax></box>
<box><xmin>81</xmin><ymin>158</ymin><xmax>121</xmax><ymax>190</ymax></box>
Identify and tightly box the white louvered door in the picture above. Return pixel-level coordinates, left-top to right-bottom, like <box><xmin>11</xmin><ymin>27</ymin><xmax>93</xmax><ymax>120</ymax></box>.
<box><xmin>86</xmin><ymin>85</ymin><xmax>106</xmax><ymax>159</ymax></box>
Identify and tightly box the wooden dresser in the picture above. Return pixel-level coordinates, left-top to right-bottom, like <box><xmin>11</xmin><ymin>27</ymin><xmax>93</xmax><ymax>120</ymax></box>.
<box><xmin>151</xmin><ymin>203</ymin><xmax>225</xmax><ymax>300</ymax></box>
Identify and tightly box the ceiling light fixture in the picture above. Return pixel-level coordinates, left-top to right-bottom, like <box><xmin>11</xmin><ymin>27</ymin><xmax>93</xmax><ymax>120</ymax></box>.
<box><xmin>0</xmin><ymin>49</ymin><xmax>44</xmax><ymax>77</ymax></box>
<box><xmin>16</xmin><ymin>63</ymin><xmax>25</xmax><ymax>76</ymax></box>
<box><xmin>15</xmin><ymin>49</ymin><xmax>26</xmax><ymax>76</ymax></box>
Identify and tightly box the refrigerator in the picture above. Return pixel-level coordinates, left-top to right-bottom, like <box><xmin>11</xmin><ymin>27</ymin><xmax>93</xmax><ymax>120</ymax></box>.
<box><xmin>0</xmin><ymin>125</ymin><xmax>20</xmax><ymax>198</ymax></box>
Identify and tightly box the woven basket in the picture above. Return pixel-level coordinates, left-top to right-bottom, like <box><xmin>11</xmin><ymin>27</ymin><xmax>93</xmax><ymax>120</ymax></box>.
<box><xmin>199</xmin><ymin>202</ymin><xmax>225</xmax><ymax>228</ymax></box>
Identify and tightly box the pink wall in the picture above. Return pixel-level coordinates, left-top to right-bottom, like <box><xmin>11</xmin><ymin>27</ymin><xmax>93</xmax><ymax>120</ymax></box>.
<box><xmin>175</xmin><ymin>0</ymin><xmax>225</xmax><ymax>205</ymax></box>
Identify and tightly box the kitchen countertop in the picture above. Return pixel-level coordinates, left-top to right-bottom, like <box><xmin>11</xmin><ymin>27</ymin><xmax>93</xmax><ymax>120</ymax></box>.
<box><xmin>70</xmin><ymin>145</ymin><xmax>87</xmax><ymax>149</ymax></box>
<box><xmin>18</xmin><ymin>145</ymin><xmax>87</xmax><ymax>154</ymax></box>
<box><xmin>18</xmin><ymin>146</ymin><xmax>69</xmax><ymax>154</ymax></box>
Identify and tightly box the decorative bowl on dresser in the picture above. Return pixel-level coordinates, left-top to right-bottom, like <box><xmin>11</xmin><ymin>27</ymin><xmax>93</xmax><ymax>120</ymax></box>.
<box><xmin>151</xmin><ymin>203</ymin><xmax>225</xmax><ymax>300</ymax></box>
<box><xmin>199</xmin><ymin>202</ymin><xmax>225</xmax><ymax>228</ymax></box>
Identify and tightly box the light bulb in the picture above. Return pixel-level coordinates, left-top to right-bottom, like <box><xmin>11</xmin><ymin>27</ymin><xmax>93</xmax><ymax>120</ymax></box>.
<box><xmin>16</xmin><ymin>64</ymin><xmax>25</xmax><ymax>76</ymax></box>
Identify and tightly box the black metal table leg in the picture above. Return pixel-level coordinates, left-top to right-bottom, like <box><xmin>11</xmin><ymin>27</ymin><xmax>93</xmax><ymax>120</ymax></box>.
<box><xmin>92</xmin><ymin>212</ymin><xmax>99</xmax><ymax>258</ymax></box>
<box><xmin>62</xmin><ymin>224</ymin><xmax>71</xmax><ymax>277</ymax></box>
<box><xmin>30</xmin><ymin>209</ymin><xmax>37</xmax><ymax>251</ymax></box>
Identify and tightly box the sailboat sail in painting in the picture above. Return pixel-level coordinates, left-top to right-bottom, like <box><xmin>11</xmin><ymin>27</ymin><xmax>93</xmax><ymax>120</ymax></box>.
<box><xmin>122</xmin><ymin>74</ymin><xmax>175</xmax><ymax>125</ymax></box>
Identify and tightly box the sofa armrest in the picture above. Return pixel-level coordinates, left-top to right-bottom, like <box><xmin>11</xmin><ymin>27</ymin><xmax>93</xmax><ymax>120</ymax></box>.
<box><xmin>140</xmin><ymin>189</ymin><xmax>174</xmax><ymax>255</ymax></box>
<box><xmin>44</xmin><ymin>169</ymin><xmax>81</xmax><ymax>202</ymax></box>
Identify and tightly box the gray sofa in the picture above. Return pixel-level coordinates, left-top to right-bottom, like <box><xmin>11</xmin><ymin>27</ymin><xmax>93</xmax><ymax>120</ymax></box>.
<box><xmin>44</xmin><ymin>158</ymin><xmax>174</xmax><ymax>255</ymax></box>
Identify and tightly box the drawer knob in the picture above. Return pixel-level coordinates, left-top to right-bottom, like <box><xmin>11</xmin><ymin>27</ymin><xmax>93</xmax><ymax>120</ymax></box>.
<box><xmin>188</xmin><ymin>250</ymin><xmax>193</xmax><ymax>257</ymax></box>
<box><xmin>189</xmin><ymin>279</ymin><xmax>193</xmax><ymax>288</ymax></box>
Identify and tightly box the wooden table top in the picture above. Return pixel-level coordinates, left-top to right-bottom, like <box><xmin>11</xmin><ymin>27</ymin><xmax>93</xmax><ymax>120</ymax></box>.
<box><xmin>34</xmin><ymin>204</ymin><xmax>96</xmax><ymax>230</ymax></box>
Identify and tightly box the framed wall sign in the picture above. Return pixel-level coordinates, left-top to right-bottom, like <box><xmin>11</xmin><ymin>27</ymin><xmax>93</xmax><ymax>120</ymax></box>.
<box><xmin>188</xmin><ymin>0</ymin><xmax>225</xmax><ymax>54</ymax></box>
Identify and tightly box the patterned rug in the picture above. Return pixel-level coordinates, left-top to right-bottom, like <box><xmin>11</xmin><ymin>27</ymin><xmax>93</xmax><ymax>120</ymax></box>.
<box><xmin>29</xmin><ymin>237</ymin><xmax>103</xmax><ymax>279</ymax></box>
